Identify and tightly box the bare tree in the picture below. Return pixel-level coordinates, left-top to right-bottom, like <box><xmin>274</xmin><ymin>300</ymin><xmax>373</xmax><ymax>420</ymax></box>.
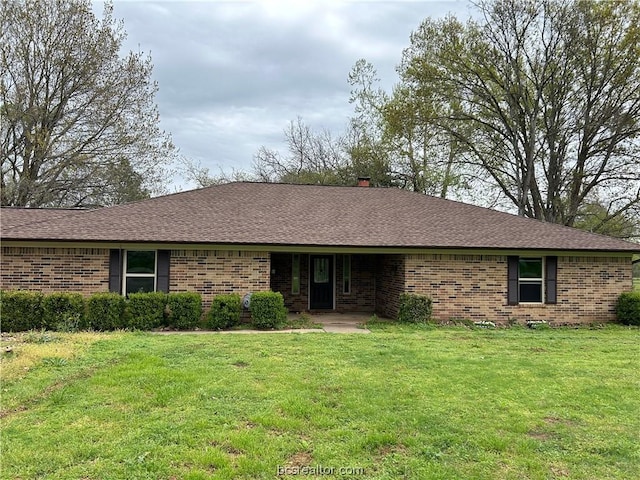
<box><xmin>180</xmin><ymin>157</ymin><xmax>254</xmax><ymax>188</ymax></box>
<box><xmin>252</xmin><ymin>117</ymin><xmax>352</xmax><ymax>185</ymax></box>
<box><xmin>1</xmin><ymin>0</ymin><xmax>176</xmax><ymax>207</ymax></box>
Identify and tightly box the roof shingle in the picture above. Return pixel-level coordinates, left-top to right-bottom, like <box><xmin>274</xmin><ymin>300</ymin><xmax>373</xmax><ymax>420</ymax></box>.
<box><xmin>1</xmin><ymin>182</ymin><xmax>638</xmax><ymax>252</ymax></box>
<box><xmin>0</xmin><ymin>208</ymin><xmax>85</xmax><ymax>230</ymax></box>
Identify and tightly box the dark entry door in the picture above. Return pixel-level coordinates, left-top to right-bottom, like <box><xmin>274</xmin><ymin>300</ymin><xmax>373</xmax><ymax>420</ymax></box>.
<box><xmin>310</xmin><ymin>255</ymin><xmax>334</xmax><ymax>309</ymax></box>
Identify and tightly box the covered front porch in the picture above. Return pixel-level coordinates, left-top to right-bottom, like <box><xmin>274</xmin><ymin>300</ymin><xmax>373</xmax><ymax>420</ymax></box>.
<box><xmin>269</xmin><ymin>252</ymin><xmax>402</xmax><ymax>317</ymax></box>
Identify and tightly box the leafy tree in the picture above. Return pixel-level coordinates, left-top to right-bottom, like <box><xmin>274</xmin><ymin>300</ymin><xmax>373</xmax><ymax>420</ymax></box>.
<box><xmin>397</xmin><ymin>0</ymin><xmax>640</xmax><ymax>233</ymax></box>
<box><xmin>387</xmin><ymin>18</ymin><xmax>475</xmax><ymax>199</ymax></box>
<box><xmin>347</xmin><ymin>56</ymin><xmax>470</xmax><ymax>197</ymax></box>
<box><xmin>346</xmin><ymin>60</ymin><xmax>395</xmax><ymax>188</ymax></box>
<box><xmin>573</xmin><ymin>200</ymin><xmax>638</xmax><ymax>240</ymax></box>
<box><xmin>1</xmin><ymin>0</ymin><xmax>175</xmax><ymax>207</ymax></box>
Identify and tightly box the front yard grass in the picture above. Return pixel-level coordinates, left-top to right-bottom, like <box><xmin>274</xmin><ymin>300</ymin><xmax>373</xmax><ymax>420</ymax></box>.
<box><xmin>1</xmin><ymin>325</ymin><xmax>639</xmax><ymax>479</ymax></box>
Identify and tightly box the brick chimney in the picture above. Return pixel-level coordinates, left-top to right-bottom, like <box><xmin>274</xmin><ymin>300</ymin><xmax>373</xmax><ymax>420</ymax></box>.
<box><xmin>357</xmin><ymin>176</ymin><xmax>371</xmax><ymax>187</ymax></box>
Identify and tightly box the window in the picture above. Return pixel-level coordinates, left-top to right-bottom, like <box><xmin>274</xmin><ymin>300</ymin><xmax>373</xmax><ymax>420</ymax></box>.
<box><xmin>343</xmin><ymin>254</ymin><xmax>351</xmax><ymax>294</ymax></box>
<box><xmin>109</xmin><ymin>249</ymin><xmax>169</xmax><ymax>295</ymax></box>
<box><xmin>518</xmin><ymin>258</ymin><xmax>543</xmax><ymax>303</ymax></box>
<box><xmin>292</xmin><ymin>254</ymin><xmax>300</xmax><ymax>295</ymax></box>
<box><xmin>508</xmin><ymin>256</ymin><xmax>557</xmax><ymax>305</ymax></box>
<box><xmin>313</xmin><ymin>257</ymin><xmax>330</xmax><ymax>283</ymax></box>
<box><xmin>124</xmin><ymin>250</ymin><xmax>156</xmax><ymax>295</ymax></box>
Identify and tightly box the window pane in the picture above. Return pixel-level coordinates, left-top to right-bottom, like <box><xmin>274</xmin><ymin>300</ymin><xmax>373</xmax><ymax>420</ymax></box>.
<box><xmin>343</xmin><ymin>255</ymin><xmax>351</xmax><ymax>294</ymax></box>
<box><xmin>519</xmin><ymin>258</ymin><xmax>542</xmax><ymax>278</ymax></box>
<box><xmin>126</xmin><ymin>251</ymin><xmax>156</xmax><ymax>274</ymax></box>
<box><xmin>519</xmin><ymin>282</ymin><xmax>542</xmax><ymax>302</ymax></box>
<box><xmin>314</xmin><ymin>258</ymin><xmax>329</xmax><ymax>284</ymax></box>
<box><xmin>292</xmin><ymin>254</ymin><xmax>300</xmax><ymax>295</ymax></box>
<box><xmin>126</xmin><ymin>277</ymin><xmax>155</xmax><ymax>295</ymax></box>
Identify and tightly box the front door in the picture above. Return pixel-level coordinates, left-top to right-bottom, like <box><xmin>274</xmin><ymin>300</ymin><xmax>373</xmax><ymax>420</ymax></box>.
<box><xmin>310</xmin><ymin>255</ymin><xmax>334</xmax><ymax>309</ymax></box>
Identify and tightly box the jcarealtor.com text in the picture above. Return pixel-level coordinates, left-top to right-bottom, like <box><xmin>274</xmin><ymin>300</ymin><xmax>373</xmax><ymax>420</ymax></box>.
<box><xmin>277</xmin><ymin>465</ymin><xmax>365</xmax><ymax>476</ymax></box>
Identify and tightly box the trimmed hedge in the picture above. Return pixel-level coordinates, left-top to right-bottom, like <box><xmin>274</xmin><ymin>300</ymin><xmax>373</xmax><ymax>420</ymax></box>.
<box><xmin>0</xmin><ymin>290</ymin><xmax>44</xmax><ymax>332</ymax></box>
<box><xmin>167</xmin><ymin>292</ymin><xmax>202</xmax><ymax>330</ymax></box>
<box><xmin>0</xmin><ymin>290</ymin><xmax>208</xmax><ymax>332</ymax></box>
<box><xmin>616</xmin><ymin>291</ymin><xmax>640</xmax><ymax>326</ymax></box>
<box><xmin>86</xmin><ymin>293</ymin><xmax>127</xmax><ymax>331</ymax></box>
<box><xmin>397</xmin><ymin>293</ymin><xmax>433</xmax><ymax>323</ymax></box>
<box><xmin>207</xmin><ymin>294</ymin><xmax>242</xmax><ymax>330</ymax></box>
<box><xmin>126</xmin><ymin>292</ymin><xmax>167</xmax><ymax>330</ymax></box>
<box><xmin>42</xmin><ymin>292</ymin><xmax>85</xmax><ymax>331</ymax></box>
<box><xmin>250</xmin><ymin>291</ymin><xmax>287</xmax><ymax>329</ymax></box>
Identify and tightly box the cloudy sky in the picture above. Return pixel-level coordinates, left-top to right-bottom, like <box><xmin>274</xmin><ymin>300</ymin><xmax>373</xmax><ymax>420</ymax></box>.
<box><xmin>107</xmin><ymin>1</ymin><xmax>474</xmax><ymax>189</ymax></box>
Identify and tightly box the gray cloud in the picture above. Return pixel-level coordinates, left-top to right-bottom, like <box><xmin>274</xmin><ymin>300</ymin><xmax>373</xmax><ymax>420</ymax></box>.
<box><xmin>109</xmin><ymin>1</ymin><xmax>473</xmax><ymax>188</ymax></box>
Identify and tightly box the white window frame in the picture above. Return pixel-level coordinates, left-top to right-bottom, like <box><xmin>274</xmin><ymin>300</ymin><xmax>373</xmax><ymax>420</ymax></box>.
<box><xmin>291</xmin><ymin>253</ymin><xmax>300</xmax><ymax>295</ymax></box>
<box><xmin>343</xmin><ymin>254</ymin><xmax>351</xmax><ymax>294</ymax></box>
<box><xmin>518</xmin><ymin>257</ymin><xmax>544</xmax><ymax>304</ymax></box>
<box><xmin>123</xmin><ymin>250</ymin><xmax>157</xmax><ymax>295</ymax></box>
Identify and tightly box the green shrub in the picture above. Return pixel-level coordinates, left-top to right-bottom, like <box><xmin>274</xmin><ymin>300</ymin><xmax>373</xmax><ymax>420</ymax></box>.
<box><xmin>250</xmin><ymin>291</ymin><xmax>288</xmax><ymax>329</ymax></box>
<box><xmin>166</xmin><ymin>292</ymin><xmax>202</xmax><ymax>330</ymax></box>
<box><xmin>207</xmin><ymin>294</ymin><xmax>242</xmax><ymax>330</ymax></box>
<box><xmin>126</xmin><ymin>292</ymin><xmax>167</xmax><ymax>330</ymax></box>
<box><xmin>86</xmin><ymin>293</ymin><xmax>126</xmax><ymax>331</ymax></box>
<box><xmin>397</xmin><ymin>293</ymin><xmax>432</xmax><ymax>323</ymax></box>
<box><xmin>616</xmin><ymin>291</ymin><xmax>640</xmax><ymax>326</ymax></box>
<box><xmin>0</xmin><ymin>290</ymin><xmax>44</xmax><ymax>332</ymax></box>
<box><xmin>42</xmin><ymin>292</ymin><xmax>85</xmax><ymax>331</ymax></box>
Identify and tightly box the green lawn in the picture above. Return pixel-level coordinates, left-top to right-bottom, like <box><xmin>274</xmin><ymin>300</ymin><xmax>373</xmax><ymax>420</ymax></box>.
<box><xmin>1</xmin><ymin>325</ymin><xmax>639</xmax><ymax>479</ymax></box>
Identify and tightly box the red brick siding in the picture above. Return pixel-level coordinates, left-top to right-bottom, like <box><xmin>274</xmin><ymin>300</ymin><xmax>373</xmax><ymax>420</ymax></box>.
<box><xmin>270</xmin><ymin>253</ymin><xmax>309</xmax><ymax>312</ymax></box>
<box><xmin>2</xmin><ymin>246</ymin><xmax>631</xmax><ymax>325</ymax></box>
<box><xmin>1</xmin><ymin>246</ymin><xmax>110</xmax><ymax>294</ymax></box>
<box><xmin>335</xmin><ymin>254</ymin><xmax>376</xmax><ymax>312</ymax></box>
<box><xmin>375</xmin><ymin>254</ymin><xmax>405</xmax><ymax>318</ymax></box>
<box><xmin>170</xmin><ymin>250</ymin><xmax>270</xmax><ymax>308</ymax></box>
<box><xmin>271</xmin><ymin>253</ymin><xmax>376</xmax><ymax>312</ymax></box>
<box><xmin>403</xmin><ymin>254</ymin><xmax>632</xmax><ymax>324</ymax></box>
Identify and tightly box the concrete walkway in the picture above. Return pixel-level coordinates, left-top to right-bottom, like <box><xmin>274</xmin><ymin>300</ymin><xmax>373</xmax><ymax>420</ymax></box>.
<box><xmin>155</xmin><ymin>313</ymin><xmax>372</xmax><ymax>335</ymax></box>
<box><xmin>311</xmin><ymin>313</ymin><xmax>372</xmax><ymax>333</ymax></box>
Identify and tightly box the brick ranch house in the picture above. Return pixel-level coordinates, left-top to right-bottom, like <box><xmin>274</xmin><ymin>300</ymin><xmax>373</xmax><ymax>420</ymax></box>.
<box><xmin>1</xmin><ymin>181</ymin><xmax>638</xmax><ymax>324</ymax></box>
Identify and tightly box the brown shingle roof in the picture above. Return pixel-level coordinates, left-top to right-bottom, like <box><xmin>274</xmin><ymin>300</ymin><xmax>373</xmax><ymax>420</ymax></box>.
<box><xmin>0</xmin><ymin>207</ymin><xmax>86</xmax><ymax>230</ymax></box>
<box><xmin>1</xmin><ymin>182</ymin><xmax>638</xmax><ymax>252</ymax></box>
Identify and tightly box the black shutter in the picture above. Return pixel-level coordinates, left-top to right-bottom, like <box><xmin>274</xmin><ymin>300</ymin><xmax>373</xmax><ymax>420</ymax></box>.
<box><xmin>545</xmin><ymin>256</ymin><xmax>558</xmax><ymax>304</ymax></box>
<box><xmin>109</xmin><ymin>249</ymin><xmax>122</xmax><ymax>293</ymax></box>
<box><xmin>157</xmin><ymin>250</ymin><xmax>171</xmax><ymax>293</ymax></box>
<box><xmin>507</xmin><ymin>256</ymin><xmax>519</xmax><ymax>305</ymax></box>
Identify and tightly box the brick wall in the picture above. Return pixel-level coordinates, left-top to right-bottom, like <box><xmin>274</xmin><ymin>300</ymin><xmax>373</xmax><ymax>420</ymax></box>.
<box><xmin>335</xmin><ymin>254</ymin><xmax>376</xmax><ymax>312</ymax></box>
<box><xmin>270</xmin><ymin>253</ymin><xmax>308</xmax><ymax>312</ymax></box>
<box><xmin>403</xmin><ymin>254</ymin><xmax>632</xmax><ymax>325</ymax></box>
<box><xmin>170</xmin><ymin>250</ymin><xmax>270</xmax><ymax>308</ymax></box>
<box><xmin>375</xmin><ymin>254</ymin><xmax>405</xmax><ymax>318</ymax></box>
<box><xmin>1</xmin><ymin>247</ymin><xmax>271</xmax><ymax>309</ymax></box>
<box><xmin>2</xmin><ymin>246</ymin><xmax>631</xmax><ymax>324</ymax></box>
<box><xmin>1</xmin><ymin>246</ymin><xmax>110</xmax><ymax>294</ymax></box>
<box><xmin>272</xmin><ymin>253</ymin><xmax>376</xmax><ymax>312</ymax></box>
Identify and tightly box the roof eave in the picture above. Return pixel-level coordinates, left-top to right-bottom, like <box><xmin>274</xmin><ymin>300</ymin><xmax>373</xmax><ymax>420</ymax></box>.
<box><xmin>1</xmin><ymin>238</ymin><xmax>637</xmax><ymax>256</ymax></box>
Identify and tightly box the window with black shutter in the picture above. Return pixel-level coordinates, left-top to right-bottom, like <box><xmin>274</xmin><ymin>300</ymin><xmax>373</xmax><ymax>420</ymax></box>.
<box><xmin>109</xmin><ymin>249</ymin><xmax>170</xmax><ymax>295</ymax></box>
<box><xmin>507</xmin><ymin>256</ymin><xmax>557</xmax><ymax>305</ymax></box>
